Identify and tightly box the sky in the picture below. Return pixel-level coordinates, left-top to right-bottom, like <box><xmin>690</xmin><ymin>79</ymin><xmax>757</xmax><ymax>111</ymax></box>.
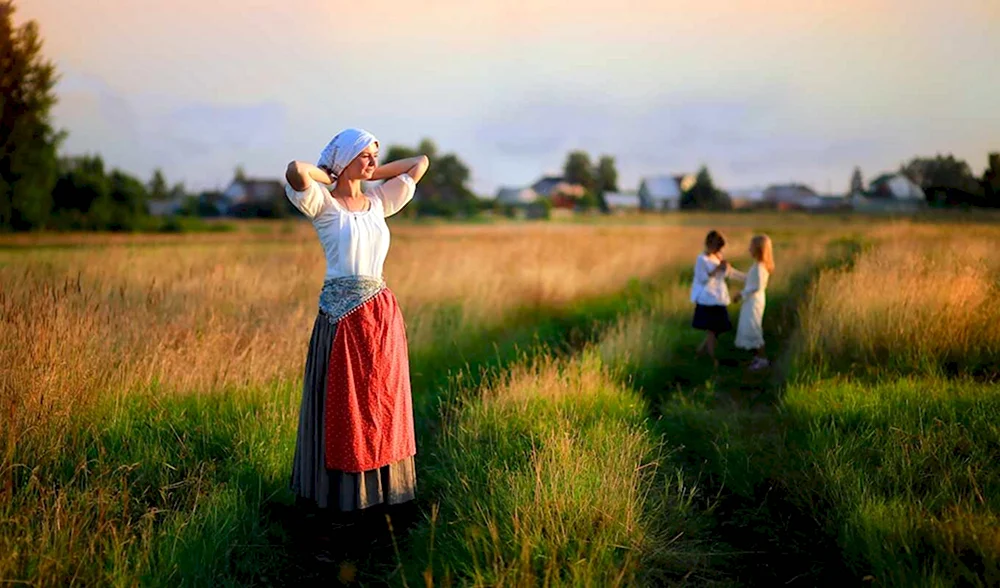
<box><xmin>19</xmin><ymin>0</ymin><xmax>1000</xmax><ymax>195</ymax></box>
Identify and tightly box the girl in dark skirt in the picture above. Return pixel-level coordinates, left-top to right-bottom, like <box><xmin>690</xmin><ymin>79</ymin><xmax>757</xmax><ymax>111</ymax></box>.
<box><xmin>690</xmin><ymin>230</ymin><xmax>734</xmax><ymax>364</ymax></box>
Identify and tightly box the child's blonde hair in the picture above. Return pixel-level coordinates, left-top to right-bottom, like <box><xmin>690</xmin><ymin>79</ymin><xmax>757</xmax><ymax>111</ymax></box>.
<box><xmin>750</xmin><ymin>235</ymin><xmax>775</xmax><ymax>273</ymax></box>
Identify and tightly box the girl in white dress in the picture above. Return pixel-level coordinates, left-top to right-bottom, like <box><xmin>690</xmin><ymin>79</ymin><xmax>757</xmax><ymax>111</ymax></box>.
<box><xmin>730</xmin><ymin>235</ymin><xmax>775</xmax><ymax>371</ymax></box>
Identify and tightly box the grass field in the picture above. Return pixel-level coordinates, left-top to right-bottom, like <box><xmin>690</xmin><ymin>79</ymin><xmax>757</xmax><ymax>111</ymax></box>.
<box><xmin>2</xmin><ymin>214</ymin><xmax>999</xmax><ymax>586</ymax></box>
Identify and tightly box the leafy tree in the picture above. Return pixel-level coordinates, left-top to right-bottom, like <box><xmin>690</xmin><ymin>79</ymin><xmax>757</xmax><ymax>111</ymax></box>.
<box><xmin>577</xmin><ymin>190</ymin><xmax>600</xmax><ymax>212</ymax></box>
<box><xmin>51</xmin><ymin>155</ymin><xmax>111</xmax><ymax>229</ymax></box>
<box><xmin>187</xmin><ymin>191</ymin><xmax>224</xmax><ymax>217</ymax></box>
<box><xmin>983</xmin><ymin>152</ymin><xmax>1000</xmax><ymax>208</ymax></box>
<box><xmin>563</xmin><ymin>151</ymin><xmax>596</xmax><ymax>193</ymax></box>
<box><xmin>0</xmin><ymin>0</ymin><xmax>61</xmax><ymax>230</ymax></box>
<box><xmin>595</xmin><ymin>155</ymin><xmax>618</xmax><ymax>212</ymax></box>
<box><xmin>149</xmin><ymin>168</ymin><xmax>169</xmax><ymax>200</ymax></box>
<box><xmin>51</xmin><ymin>155</ymin><xmax>152</xmax><ymax>230</ymax></box>
<box><xmin>849</xmin><ymin>166</ymin><xmax>864</xmax><ymax>196</ymax></box>
<box><xmin>417</xmin><ymin>139</ymin><xmax>439</xmax><ymax>159</ymax></box>
<box><xmin>383</xmin><ymin>144</ymin><xmax>418</xmax><ymax>164</ymax></box>
<box><xmin>234</xmin><ymin>165</ymin><xmax>248</xmax><ymax>183</ymax></box>
<box><xmin>560</xmin><ymin>152</ymin><xmax>617</xmax><ymax>213</ymax></box>
<box><xmin>108</xmin><ymin>170</ymin><xmax>149</xmax><ymax>230</ymax></box>
<box><xmin>900</xmin><ymin>154</ymin><xmax>983</xmax><ymax>206</ymax></box>
<box><xmin>169</xmin><ymin>182</ymin><xmax>187</xmax><ymax>201</ymax></box>
<box><xmin>596</xmin><ymin>156</ymin><xmax>618</xmax><ymax>193</ymax></box>
<box><xmin>382</xmin><ymin>139</ymin><xmax>478</xmax><ymax>217</ymax></box>
<box><xmin>681</xmin><ymin>166</ymin><xmax>732</xmax><ymax>211</ymax></box>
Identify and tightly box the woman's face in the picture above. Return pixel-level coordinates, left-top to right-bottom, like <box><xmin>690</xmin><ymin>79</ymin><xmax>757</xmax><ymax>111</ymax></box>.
<box><xmin>342</xmin><ymin>142</ymin><xmax>379</xmax><ymax>181</ymax></box>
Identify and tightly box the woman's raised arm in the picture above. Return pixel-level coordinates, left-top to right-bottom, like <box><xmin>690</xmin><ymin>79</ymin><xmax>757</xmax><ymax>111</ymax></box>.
<box><xmin>371</xmin><ymin>155</ymin><xmax>429</xmax><ymax>183</ymax></box>
<box><xmin>285</xmin><ymin>161</ymin><xmax>334</xmax><ymax>192</ymax></box>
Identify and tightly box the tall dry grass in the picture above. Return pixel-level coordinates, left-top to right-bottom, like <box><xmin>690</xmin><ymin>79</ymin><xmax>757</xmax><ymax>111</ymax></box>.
<box><xmin>796</xmin><ymin>225</ymin><xmax>1000</xmax><ymax>374</ymax></box>
<box><xmin>0</xmin><ymin>224</ymin><xmax>713</xmax><ymax>440</ymax></box>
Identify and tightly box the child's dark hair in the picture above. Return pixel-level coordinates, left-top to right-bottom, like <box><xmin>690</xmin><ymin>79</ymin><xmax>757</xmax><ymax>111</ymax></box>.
<box><xmin>704</xmin><ymin>230</ymin><xmax>726</xmax><ymax>254</ymax></box>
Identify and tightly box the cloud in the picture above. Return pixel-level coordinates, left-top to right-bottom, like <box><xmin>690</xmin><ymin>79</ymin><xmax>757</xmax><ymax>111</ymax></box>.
<box><xmin>472</xmin><ymin>91</ymin><xmax>803</xmax><ymax>186</ymax></box>
<box><xmin>53</xmin><ymin>69</ymin><xmax>289</xmax><ymax>188</ymax></box>
<box><xmin>156</xmin><ymin>103</ymin><xmax>286</xmax><ymax>152</ymax></box>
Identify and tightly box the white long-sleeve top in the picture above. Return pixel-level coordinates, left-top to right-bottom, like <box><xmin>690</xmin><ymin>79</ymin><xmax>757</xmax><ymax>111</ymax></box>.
<box><xmin>690</xmin><ymin>254</ymin><xmax>731</xmax><ymax>306</ymax></box>
<box><xmin>285</xmin><ymin>174</ymin><xmax>415</xmax><ymax>281</ymax></box>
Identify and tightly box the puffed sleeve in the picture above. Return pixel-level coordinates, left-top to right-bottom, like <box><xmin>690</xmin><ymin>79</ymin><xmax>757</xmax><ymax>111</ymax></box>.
<box><xmin>370</xmin><ymin>174</ymin><xmax>416</xmax><ymax>217</ymax></box>
<box><xmin>285</xmin><ymin>178</ymin><xmax>328</xmax><ymax>220</ymax></box>
<box><xmin>693</xmin><ymin>256</ymin><xmax>710</xmax><ymax>287</ymax></box>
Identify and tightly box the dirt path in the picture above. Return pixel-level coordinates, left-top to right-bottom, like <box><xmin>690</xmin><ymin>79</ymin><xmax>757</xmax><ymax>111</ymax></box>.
<box><xmin>632</xmin><ymin>238</ymin><xmax>866</xmax><ymax>585</ymax></box>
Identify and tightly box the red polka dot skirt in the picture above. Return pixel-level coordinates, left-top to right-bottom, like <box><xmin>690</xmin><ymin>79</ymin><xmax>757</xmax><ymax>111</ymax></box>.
<box><xmin>324</xmin><ymin>288</ymin><xmax>416</xmax><ymax>472</ymax></box>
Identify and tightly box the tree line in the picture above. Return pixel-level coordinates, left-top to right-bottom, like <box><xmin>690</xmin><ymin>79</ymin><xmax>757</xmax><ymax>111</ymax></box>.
<box><xmin>896</xmin><ymin>154</ymin><xmax>999</xmax><ymax>208</ymax></box>
<box><xmin>2</xmin><ymin>0</ymin><xmax>997</xmax><ymax>232</ymax></box>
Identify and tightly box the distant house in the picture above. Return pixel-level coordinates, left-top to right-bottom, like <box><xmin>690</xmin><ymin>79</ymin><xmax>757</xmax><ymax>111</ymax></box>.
<box><xmin>853</xmin><ymin>173</ymin><xmax>926</xmax><ymax>213</ymax></box>
<box><xmin>495</xmin><ymin>187</ymin><xmax>539</xmax><ymax>206</ymax></box>
<box><xmin>812</xmin><ymin>196</ymin><xmax>853</xmax><ymax>212</ymax></box>
<box><xmin>550</xmin><ymin>187</ymin><xmax>585</xmax><ymax>209</ymax></box>
<box><xmin>222</xmin><ymin>178</ymin><xmax>285</xmax><ymax>215</ymax></box>
<box><xmin>638</xmin><ymin>176</ymin><xmax>683</xmax><ymax>211</ymax></box>
<box><xmin>868</xmin><ymin>173</ymin><xmax>925</xmax><ymax>200</ymax></box>
<box><xmin>675</xmin><ymin>174</ymin><xmax>697</xmax><ymax>193</ymax></box>
<box><xmin>603</xmin><ymin>192</ymin><xmax>640</xmax><ymax>213</ymax></box>
<box><xmin>531</xmin><ymin>176</ymin><xmax>565</xmax><ymax>198</ymax></box>
<box><xmin>758</xmin><ymin>184</ymin><xmax>855</xmax><ymax>212</ymax></box>
<box><xmin>528</xmin><ymin>176</ymin><xmax>585</xmax><ymax>209</ymax></box>
<box><xmin>728</xmin><ymin>187</ymin><xmax>766</xmax><ymax>210</ymax></box>
<box><xmin>763</xmin><ymin>184</ymin><xmax>818</xmax><ymax>210</ymax></box>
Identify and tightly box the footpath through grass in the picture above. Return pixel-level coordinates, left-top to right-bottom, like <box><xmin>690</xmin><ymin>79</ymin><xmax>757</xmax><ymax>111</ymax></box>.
<box><xmin>613</xmin><ymin>228</ymin><xmax>1000</xmax><ymax>587</ymax></box>
<box><xmin>389</xmin><ymin>274</ymin><xmax>710</xmax><ymax>586</ymax></box>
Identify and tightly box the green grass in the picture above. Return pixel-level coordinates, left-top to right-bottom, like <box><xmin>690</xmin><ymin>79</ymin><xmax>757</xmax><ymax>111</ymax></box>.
<box><xmin>1</xmin><ymin>383</ymin><xmax>298</xmax><ymax>586</ymax></box>
<box><xmin>408</xmin><ymin>353</ymin><xmax>661</xmax><ymax>585</ymax></box>
<box><xmin>780</xmin><ymin>377</ymin><xmax>1000</xmax><ymax>586</ymax></box>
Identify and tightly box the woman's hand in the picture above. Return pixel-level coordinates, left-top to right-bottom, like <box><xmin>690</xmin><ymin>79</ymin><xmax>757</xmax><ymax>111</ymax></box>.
<box><xmin>285</xmin><ymin>161</ymin><xmax>334</xmax><ymax>191</ymax></box>
<box><xmin>733</xmin><ymin>292</ymin><xmax>743</xmax><ymax>304</ymax></box>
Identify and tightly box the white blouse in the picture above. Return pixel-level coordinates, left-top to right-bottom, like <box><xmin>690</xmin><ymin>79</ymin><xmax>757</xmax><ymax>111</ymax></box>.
<box><xmin>690</xmin><ymin>254</ymin><xmax>731</xmax><ymax>306</ymax></box>
<box><xmin>285</xmin><ymin>174</ymin><xmax>415</xmax><ymax>280</ymax></box>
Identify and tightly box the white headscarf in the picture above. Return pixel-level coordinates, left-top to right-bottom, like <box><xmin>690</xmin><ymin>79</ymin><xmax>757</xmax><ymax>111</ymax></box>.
<box><xmin>317</xmin><ymin>128</ymin><xmax>379</xmax><ymax>180</ymax></box>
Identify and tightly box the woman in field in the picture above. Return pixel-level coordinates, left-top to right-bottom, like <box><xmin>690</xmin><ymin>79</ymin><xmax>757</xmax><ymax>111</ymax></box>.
<box><xmin>691</xmin><ymin>230</ymin><xmax>734</xmax><ymax>364</ymax></box>
<box><xmin>730</xmin><ymin>235</ymin><xmax>774</xmax><ymax>370</ymax></box>
<box><xmin>284</xmin><ymin>128</ymin><xmax>429</xmax><ymax>515</ymax></box>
